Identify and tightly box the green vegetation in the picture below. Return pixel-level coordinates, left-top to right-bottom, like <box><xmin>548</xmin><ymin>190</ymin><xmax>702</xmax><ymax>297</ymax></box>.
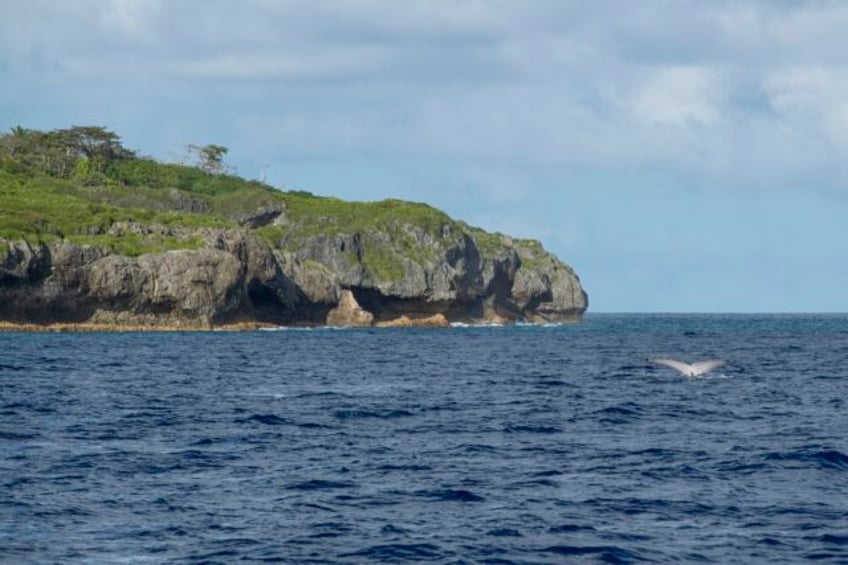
<box><xmin>187</xmin><ymin>144</ymin><xmax>229</xmax><ymax>175</ymax></box>
<box><xmin>0</xmin><ymin>126</ymin><xmax>283</xmax><ymax>253</ymax></box>
<box><xmin>0</xmin><ymin>169</ymin><xmax>229</xmax><ymax>244</ymax></box>
<box><xmin>461</xmin><ymin>223</ymin><xmax>511</xmax><ymax>257</ymax></box>
<box><xmin>65</xmin><ymin>234</ymin><xmax>204</xmax><ymax>257</ymax></box>
<box><xmin>513</xmin><ymin>238</ymin><xmax>550</xmax><ymax>270</ymax></box>
<box><xmin>0</xmin><ymin>125</ymin><xmax>547</xmax><ymax>276</ymax></box>
<box><xmin>263</xmin><ymin>194</ymin><xmax>460</xmax><ymax>281</ymax></box>
<box><xmin>279</xmin><ymin>194</ymin><xmax>453</xmax><ymax>238</ymax></box>
<box><xmin>361</xmin><ymin>245</ymin><xmax>406</xmax><ymax>281</ymax></box>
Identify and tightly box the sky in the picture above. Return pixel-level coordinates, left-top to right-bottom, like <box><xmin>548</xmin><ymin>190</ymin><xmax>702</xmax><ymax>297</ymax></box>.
<box><xmin>1</xmin><ymin>0</ymin><xmax>847</xmax><ymax>312</ymax></box>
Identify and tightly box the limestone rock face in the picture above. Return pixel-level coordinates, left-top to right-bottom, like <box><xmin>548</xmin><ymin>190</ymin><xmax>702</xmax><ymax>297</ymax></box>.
<box><xmin>0</xmin><ymin>230</ymin><xmax>302</xmax><ymax>326</ymax></box>
<box><xmin>234</xmin><ymin>202</ymin><xmax>286</xmax><ymax>228</ymax></box>
<box><xmin>75</xmin><ymin>250</ymin><xmax>240</xmax><ymax>326</ymax></box>
<box><xmin>0</xmin><ymin>217</ymin><xmax>587</xmax><ymax>327</ymax></box>
<box><xmin>0</xmin><ymin>240</ymin><xmax>51</xmax><ymax>283</ymax></box>
<box><xmin>273</xmin><ymin>223</ymin><xmax>587</xmax><ymax>325</ymax></box>
<box><xmin>326</xmin><ymin>289</ymin><xmax>374</xmax><ymax>327</ymax></box>
<box><xmin>509</xmin><ymin>240</ymin><xmax>589</xmax><ymax>322</ymax></box>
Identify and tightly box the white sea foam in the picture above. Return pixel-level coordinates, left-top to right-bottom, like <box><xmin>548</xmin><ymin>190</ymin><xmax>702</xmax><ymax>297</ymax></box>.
<box><xmin>450</xmin><ymin>321</ymin><xmax>507</xmax><ymax>328</ymax></box>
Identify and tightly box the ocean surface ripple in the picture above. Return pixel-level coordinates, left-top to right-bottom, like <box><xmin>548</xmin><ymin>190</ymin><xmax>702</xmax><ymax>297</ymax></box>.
<box><xmin>2</xmin><ymin>314</ymin><xmax>848</xmax><ymax>563</ymax></box>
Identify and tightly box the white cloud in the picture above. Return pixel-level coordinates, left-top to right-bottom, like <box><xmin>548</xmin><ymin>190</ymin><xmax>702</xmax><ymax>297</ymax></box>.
<box><xmin>625</xmin><ymin>66</ymin><xmax>723</xmax><ymax>126</ymax></box>
<box><xmin>764</xmin><ymin>66</ymin><xmax>848</xmax><ymax>151</ymax></box>
<box><xmin>167</xmin><ymin>46</ymin><xmax>394</xmax><ymax>80</ymax></box>
<box><xmin>98</xmin><ymin>0</ymin><xmax>164</xmax><ymax>38</ymax></box>
<box><xmin>4</xmin><ymin>0</ymin><xmax>848</xmax><ymax>187</ymax></box>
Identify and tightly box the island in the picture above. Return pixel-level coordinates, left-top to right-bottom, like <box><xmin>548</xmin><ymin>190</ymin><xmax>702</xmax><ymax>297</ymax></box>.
<box><xmin>0</xmin><ymin>126</ymin><xmax>587</xmax><ymax>330</ymax></box>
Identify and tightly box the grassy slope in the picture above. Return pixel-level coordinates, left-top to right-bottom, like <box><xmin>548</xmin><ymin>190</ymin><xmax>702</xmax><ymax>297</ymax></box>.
<box><xmin>0</xmin><ymin>169</ymin><xmax>229</xmax><ymax>255</ymax></box>
<box><xmin>0</xmin><ymin>124</ymin><xmax>532</xmax><ymax>276</ymax></box>
<box><xmin>0</xmin><ymin>153</ymin><xmax>513</xmax><ymax>268</ymax></box>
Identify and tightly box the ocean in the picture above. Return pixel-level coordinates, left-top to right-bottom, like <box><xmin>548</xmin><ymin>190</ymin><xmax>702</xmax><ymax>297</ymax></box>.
<box><xmin>1</xmin><ymin>314</ymin><xmax>847</xmax><ymax>563</ymax></box>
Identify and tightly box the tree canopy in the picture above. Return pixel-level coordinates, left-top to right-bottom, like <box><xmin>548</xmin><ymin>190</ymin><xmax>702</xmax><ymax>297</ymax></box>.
<box><xmin>0</xmin><ymin>125</ymin><xmax>135</xmax><ymax>178</ymax></box>
<box><xmin>187</xmin><ymin>143</ymin><xmax>229</xmax><ymax>175</ymax></box>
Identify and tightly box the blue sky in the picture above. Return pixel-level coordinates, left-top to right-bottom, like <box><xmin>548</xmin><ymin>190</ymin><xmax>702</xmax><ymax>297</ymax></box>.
<box><xmin>2</xmin><ymin>0</ymin><xmax>847</xmax><ymax>312</ymax></box>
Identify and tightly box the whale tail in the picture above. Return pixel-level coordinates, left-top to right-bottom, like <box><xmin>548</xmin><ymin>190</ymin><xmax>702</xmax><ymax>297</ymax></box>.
<box><xmin>648</xmin><ymin>358</ymin><xmax>727</xmax><ymax>377</ymax></box>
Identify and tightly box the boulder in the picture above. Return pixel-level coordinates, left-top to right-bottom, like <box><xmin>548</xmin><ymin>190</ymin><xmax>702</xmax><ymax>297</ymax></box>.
<box><xmin>375</xmin><ymin>313</ymin><xmax>449</xmax><ymax>328</ymax></box>
<box><xmin>326</xmin><ymin>289</ymin><xmax>374</xmax><ymax>327</ymax></box>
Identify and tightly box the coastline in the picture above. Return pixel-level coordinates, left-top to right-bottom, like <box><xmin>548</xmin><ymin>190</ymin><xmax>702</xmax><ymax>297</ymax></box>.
<box><xmin>0</xmin><ymin>315</ymin><xmax>583</xmax><ymax>333</ymax></box>
<box><xmin>0</xmin><ymin>321</ymin><xmax>277</xmax><ymax>333</ymax></box>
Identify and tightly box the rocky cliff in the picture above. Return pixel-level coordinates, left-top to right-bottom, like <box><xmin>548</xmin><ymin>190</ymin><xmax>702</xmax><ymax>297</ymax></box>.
<box><xmin>0</xmin><ymin>215</ymin><xmax>587</xmax><ymax>328</ymax></box>
<box><xmin>0</xmin><ymin>126</ymin><xmax>587</xmax><ymax>328</ymax></box>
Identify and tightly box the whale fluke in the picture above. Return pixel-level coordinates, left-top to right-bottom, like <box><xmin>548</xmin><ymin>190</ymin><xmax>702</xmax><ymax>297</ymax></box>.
<box><xmin>648</xmin><ymin>358</ymin><xmax>727</xmax><ymax>377</ymax></box>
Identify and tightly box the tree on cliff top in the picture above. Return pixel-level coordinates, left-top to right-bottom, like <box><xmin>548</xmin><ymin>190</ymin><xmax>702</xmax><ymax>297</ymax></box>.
<box><xmin>187</xmin><ymin>143</ymin><xmax>229</xmax><ymax>175</ymax></box>
<box><xmin>0</xmin><ymin>126</ymin><xmax>134</xmax><ymax>177</ymax></box>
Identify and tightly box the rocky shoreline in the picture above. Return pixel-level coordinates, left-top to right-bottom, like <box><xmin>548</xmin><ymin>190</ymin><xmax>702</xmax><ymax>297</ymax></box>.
<box><xmin>0</xmin><ymin>316</ymin><xmax>566</xmax><ymax>333</ymax></box>
<box><xmin>0</xmin><ymin>222</ymin><xmax>587</xmax><ymax>330</ymax></box>
<box><xmin>0</xmin><ymin>321</ymin><xmax>271</xmax><ymax>333</ymax></box>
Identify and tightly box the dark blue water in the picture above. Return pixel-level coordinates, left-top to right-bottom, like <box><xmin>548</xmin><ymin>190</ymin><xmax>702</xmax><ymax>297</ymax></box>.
<box><xmin>2</xmin><ymin>314</ymin><xmax>848</xmax><ymax>564</ymax></box>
